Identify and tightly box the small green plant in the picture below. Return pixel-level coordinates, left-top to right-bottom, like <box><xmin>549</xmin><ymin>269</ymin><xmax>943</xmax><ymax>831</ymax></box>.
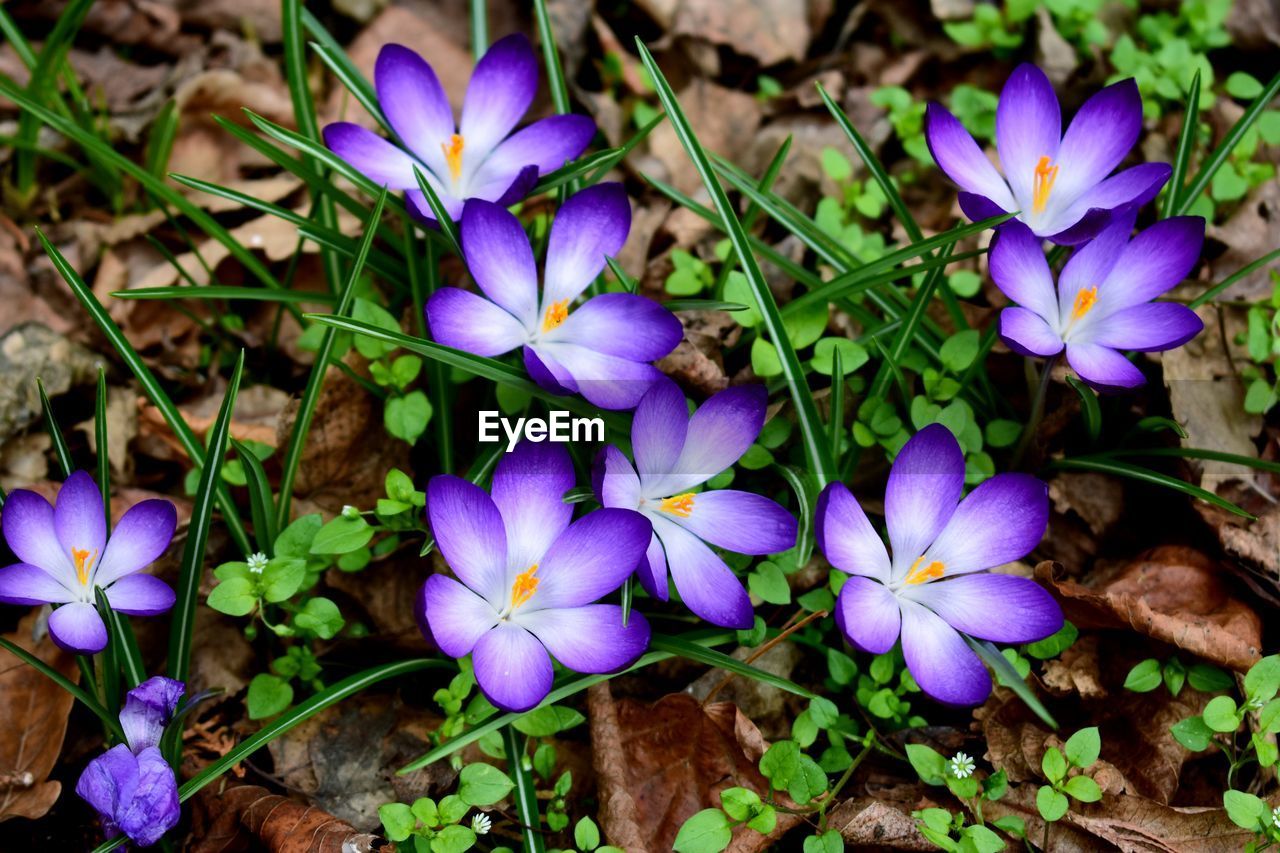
<box><xmin>1223</xmin><ymin>790</ymin><xmax>1280</xmax><ymax>851</ymax></box>
<box><xmin>1170</xmin><ymin>655</ymin><xmax>1280</xmax><ymax>789</ymax></box>
<box><xmin>908</xmin><ymin>742</ymin><xmax>1026</xmax><ymax>849</ymax></box>
<box><xmin>1123</xmin><ymin>656</ymin><xmax>1234</xmax><ymax>696</ymax></box>
<box><xmin>1036</xmin><ymin>728</ymin><xmax>1103</xmax><ymax>848</ymax></box>
<box><xmin>378</xmin><ymin>762</ymin><xmax>513</xmax><ymax>853</ymax></box>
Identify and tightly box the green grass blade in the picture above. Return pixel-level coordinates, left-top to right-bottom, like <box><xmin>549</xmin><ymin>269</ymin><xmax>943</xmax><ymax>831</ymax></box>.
<box><xmin>1065</xmin><ymin>375</ymin><xmax>1101</xmax><ymax>444</ymax></box>
<box><xmin>0</xmin><ymin>636</ymin><xmax>124</xmax><ymax>741</ymax></box>
<box><xmin>143</xmin><ymin>100</ymin><xmax>179</xmax><ymax>182</ymax></box>
<box><xmin>113</xmin><ymin>285</ymin><xmax>337</xmax><ymax>304</ymax></box>
<box><xmin>406</xmin><ymin>223</ymin><xmax>454</xmax><ymax>473</ymax></box>
<box><xmin>37</xmin><ymin>377</ymin><xmax>74</xmax><ymax>477</ymax></box>
<box><xmin>471</xmin><ymin>0</ymin><xmax>488</xmax><ymax>58</ymax></box>
<box><xmin>1163</xmin><ymin>70</ymin><xmax>1201</xmax><ymax>220</ymax></box>
<box><xmin>532</xmin><ymin>147</ymin><xmax>626</xmax><ymax>195</ymax></box>
<box><xmin>35</xmin><ymin>229</ymin><xmax>252</xmax><ymax>554</ymax></box>
<box><xmin>1177</xmin><ymin>71</ymin><xmax>1280</xmax><ymax>215</ymax></box>
<box><xmin>582</xmin><ymin>113</ymin><xmax>665</xmax><ymax>186</ymax></box>
<box><xmin>774</xmin><ymin>464</ymin><xmax>816</xmax><ymax>567</ymax></box>
<box><xmin>533</xmin><ymin>0</ymin><xmax>571</xmax><ymax>115</ymax></box>
<box><xmin>302</xmin><ymin>9</ymin><xmax>379</xmax><ymax>118</ymax></box>
<box><xmin>637</xmin><ymin>39</ymin><xmax>835</xmax><ymax>486</ymax></box>
<box><xmin>1098</xmin><ymin>446</ymin><xmax>1280</xmax><ymax>474</ymax></box>
<box><xmin>232</xmin><ymin>438</ymin><xmax>277</xmax><ymax>554</ymax></box>
<box><xmin>663</xmin><ymin>299</ymin><xmax>749</xmax><ymax>312</ymax></box>
<box><xmin>829</xmin><ymin>345</ymin><xmax>845</xmax><ymax>467</ymax></box>
<box><xmin>94</xmin><ymin>586</ymin><xmax>120</xmax><ymax>715</ymax></box>
<box><xmin>1050</xmin><ymin>456</ymin><xmax>1253</xmax><ymax>519</ymax></box>
<box><xmin>504</xmin><ymin>727</ymin><xmax>545</xmax><ymax>853</ymax></box>
<box><xmin>966</xmin><ymin>637</ymin><xmax>1058</xmax><ymax>729</ymax></box>
<box><xmin>96</xmin><ymin>586</ymin><xmax>145</xmax><ymax>689</ymax></box>
<box><xmin>95</xmin><ymin>368</ymin><xmax>110</xmax><ymax>527</ymax></box>
<box><xmin>168</xmin><ymin>350</ymin><xmax>244</xmax><ymax>685</ymax></box>
<box><xmin>277</xmin><ymin>188</ymin><xmax>388</xmax><ymax>528</ymax></box>
<box><xmin>412</xmin><ymin>165</ymin><xmax>463</xmax><ymax>255</ymax></box>
<box><xmin>648</xmin><ymin>634</ymin><xmax>816</xmax><ymax>698</ymax></box>
<box><xmin>1189</xmin><ymin>247</ymin><xmax>1280</xmax><ymax>309</ymax></box>
<box><xmin>309</xmin><ymin>40</ymin><xmax>390</xmax><ymax>132</ymax></box>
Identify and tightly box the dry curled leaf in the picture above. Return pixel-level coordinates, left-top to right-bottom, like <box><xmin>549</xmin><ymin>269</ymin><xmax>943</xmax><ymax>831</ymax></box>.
<box><xmin>190</xmin><ymin>782</ymin><xmax>385</xmax><ymax>853</ymax></box>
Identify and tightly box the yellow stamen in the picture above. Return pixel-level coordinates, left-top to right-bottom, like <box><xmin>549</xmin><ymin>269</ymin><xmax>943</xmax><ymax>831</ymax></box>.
<box><xmin>510</xmin><ymin>564</ymin><xmax>539</xmax><ymax>609</ymax></box>
<box><xmin>659</xmin><ymin>493</ymin><xmax>696</xmax><ymax>518</ymax></box>
<box><xmin>904</xmin><ymin>555</ymin><xmax>945</xmax><ymax>585</ymax></box>
<box><xmin>541</xmin><ymin>299</ymin><xmax>569</xmax><ymax>333</ymax></box>
<box><xmin>441</xmin><ymin>134</ymin><xmax>465</xmax><ymax>182</ymax></box>
<box><xmin>1032</xmin><ymin>155</ymin><xmax>1059</xmax><ymax>214</ymax></box>
<box><xmin>71</xmin><ymin>547</ymin><xmax>97</xmax><ymax>586</ymax></box>
<box><xmin>1072</xmin><ymin>286</ymin><xmax>1098</xmax><ymax>320</ymax></box>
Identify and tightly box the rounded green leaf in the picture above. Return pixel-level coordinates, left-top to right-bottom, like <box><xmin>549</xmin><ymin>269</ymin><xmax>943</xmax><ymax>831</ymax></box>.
<box><xmin>1035</xmin><ymin>785</ymin><xmax>1069</xmax><ymax>822</ymax></box>
<box><xmin>458</xmin><ymin>763</ymin><xmax>515</xmax><ymax>807</ymax></box>
<box><xmin>673</xmin><ymin>808</ymin><xmax>732</xmax><ymax>853</ymax></box>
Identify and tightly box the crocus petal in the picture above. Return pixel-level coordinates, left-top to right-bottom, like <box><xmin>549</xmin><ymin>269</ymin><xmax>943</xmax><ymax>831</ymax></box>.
<box><xmin>420</xmin><ymin>574</ymin><xmax>499</xmax><ymax>658</ymax></box>
<box><xmin>999</xmin><ymin>307</ymin><xmax>1064</xmax><ymax>358</ymax></box>
<box><xmin>120</xmin><ymin>677</ymin><xmax>184</xmax><ymax>753</ymax></box>
<box><xmin>1045</xmin><ymin>207</ymin><xmax>1112</xmax><ymax>246</ymax></box>
<box><xmin>667</xmin><ymin>490</ymin><xmax>796</xmax><ymax>555</ymax></box>
<box><xmin>405</xmin><ymin>185</ymin><xmax>464</xmax><ymax>223</ymax></box>
<box><xmin>48</xmin><ymin>601</ymin><xmax>107</xmax><ymax>654</ymax></box>
<box><xmin>1082</xmin><ymin>302</ymin><xmax>1203</xmax><ymax>353</ymax></box>
<box><xmin>491</xmin><ymin>441</ymin><xmax>575</xmax><ymax>569</ymax></box>
<box><xmin>460</xmin><ymin>199</ymin><xmax>539</xmax><ymax>326</ymax></box>
<box><xmin>899</xmin><ymin>601</ymin><xmax>992</xmax><ymax>706</ymax></box>
<box><xmin>529</xmin><ymin>509</ymin><xmax>652</xmax><ymax>609</ymax></box>
<box><xmin>489</xmin><ymin>164</ymin><xmax>541</xmax><ymax>208</ymax></box>
<box><xmin>922</xmin><ymin>473</ymin><xmax>1049</xmax><ymax>574</ymax></box>
<box><xmin>1094</xmin><ymin>216</ymin><xmax>1206</xmax><ymax>313</ymax></box>
<box><xmin>924</xmin><ymin>103</ymin><xmax>1017</xmax><ymax>213</ymax></box>
<box><xmin>94</xmin><ymin>499</ymin><xmax>177</xmax><ymax>587</ymax></box>
<box><xmin>885</xmin><ymin>424</ymin><xmax>964</xmax><ymax>578</ymax></box>
<box><xmin>2</xmin><ymin>489</ymin><xmax>71</xmax><ymax>578</ymax></box>
<box><xmin>524</xmin><ymin>345</ymin><xmax>578</xmax><ymax>395</ymax></box>
<box><xmin>600</xmin><ymin>445</ymin><xmax>643</xmax><ymax>510</ymax></box>
<box><xmin>0</xmin><ymin>563</ymin><xmax>75</xmax><ymax>605</ymax></box>
<box><xmin>989</xmin><ymin>221</ymin><xmax>1057</xmax><ymax>322</ymax></box>
<box><xmin>543</xmin><ymin>183</ymin><xmax>631</xmax><ymax>308</ymax></box>
<box><xmin>814</xmin><ymin>482</ymin><xmax>891</xmax><ymax>582</ymax></box>
<box><xmin>1052</xmin><ymin>163</ymin><xmax>1171</xmax><ymax>237</ymax></box>
<box><xmin>664</xmin><ymin>385</ymin><xmax>767</xmax><ymax>495</ymax></box>
<box><xmin>1065</xmin><ymin>342</ymin><xmax>1146</xmax><ymax>390</ymax></box>
<box><xmin>459</xmin><ymin>34</ymin><xmax>538</xmax><ymax>157</ymax></box>
<box><xmin>958</xmin><ymin>192</ymin><xmax>1010</xmax><ymax>223</ymax></box>
<box><xmin>105</xmin><ymin>574</ymin><xmax>175</xmax><ymax>617</ymax></box>
<box><xmin>322</xmin><ymin>122</ymin><xmax>419</xmax><ymax>188</ymax></box>
<box><xmin>54</xmin><ymin>472</ymin><xmax>106</xmax><ymax>572</ymax></box>
<box><xmin>902</xmin><ymin>573</ymin><xmax>1063</xmax><ymax>644</ymax></box>
<box><xmin>996</xmin><ymin>64</ymin><xmax>1061</xmax><ymax>208</ymax></box>
<box><xmin>651</xmin><ymin>516</ymin><xmax>753</xmax><ymax>629</ymax></box>
<box><xmin>471</xmin><ymin>621</ymin><xmax>553</xmax><ymax>712</ymax></box>
<box><xmin>543</xmin><ymin>293</ymin><xmax>683</xmax><ymax>362</ymax></box>
<box><xmin>637</xmin><ymin>532</ymin><xmax>670</xmax><ymax>602</ymax></box>
<box><xmin>376</xmin><ymin>43</ymin><xmax>454</xmax><ymax>177</ymax></box>
<box><xmin>426</xmin><ymin>476</ymin><xmax>508</xmax><ymax>605</ymax></box>
<box><xmin>632</xmin><ymin>378</ymin><xmax>689</xmax><ymax>486</ymax></box>
<box><xmin>517</xmin><ymin>605</ymin><xmax>650</xmax><ymax>673</ymax></box>
<box><xmin>115</xmin><ymin>746</ymin><xmax>180</xmax><ymax>847</ymax></box>
<box><xmin>532</xmin><ymin>343</ymin><xmax>664</xmax><ymax>411</ymax></box>
<box><xmin>425</xmin><ymin>287</ymin><xmax>528</xmax><ymax>357</ymax></box>
<box><xmin>1056</xmin><ymin>207</ymin><xmax>1138</xmax><ymax>323</ymax></box>
<box><xmin>76</xmin><ymin>744</ymin><xmax>139</xmax><ymax>836</ymax></box>
<box><xmin>834</xmin><ymin>576</ymin><xmax>902</xmax><ymax>654</ymax></box>
<box><xmin>474</xmin><ymin>114</ymin><xmax>595</xmax><ymax>180</ymax></box>
<box><xmin>1053</xmin><ymin>78</ymin><xmax>1142</xmax><ymax>203</ymax></box>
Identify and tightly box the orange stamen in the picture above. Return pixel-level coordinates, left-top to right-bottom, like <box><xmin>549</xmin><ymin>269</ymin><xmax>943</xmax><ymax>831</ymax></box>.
<box><xmin>904</xmin><ymin>555</ymin><xmax>945</xmax><ymax>585</ymax></box>
<box><xmin>441</xmin><ymin>134</ymin><xmax>465</xmax><ymax>182</ymax></box>
<box><xmin>71</xmin><ymin>547</ymin><xmax>97</xmax><ymax>586</ymax></box>
<box><xmin>1072</xmin><ymin>286</ymin><xmax>1098</xmax><ymax>320</ymax></box>
<box><xmin>542</xmin><ymin>299</ymin><xmax>569</xmax><ymax>333</ymax></box>
<box><xmin>510</xmin><ymin>564</ymin><xmax>539</xmax><ymax>610</ymax></box>
<box><xmin>659</xmin><ymin>493</ymin><xmax>696</xmax><ymax>518</ymax></box>
<box><xmin>1032</xmin><ymin>155</ymin><xmax>1059</xmax><ymax>214</ymax></box>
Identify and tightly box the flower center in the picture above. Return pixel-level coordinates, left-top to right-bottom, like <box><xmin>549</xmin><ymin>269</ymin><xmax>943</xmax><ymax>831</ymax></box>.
<box><xmin>1032</xmin><ymin>155</ymin><xmax>1059</xmax><ymax>214</ymax></box>
<box><xmin>510</xmin><ymin>564</ymin><xmax>539</xmax><ymax>610</ymax></box>
<box><xmin>71</xmin><ymin>547</ymin><xmax>97</xmax><ymax>586</ymax></box>
<box><xmin>904</xmin><ymin>555</ymin><xmax>944</xmax><ymax>585</ymax></box>
<box><xmin>541</xmin><ymin>299</ymin><xmax>569</xmax><ymax>333</ymax></box>
<box><xmin>659</xmin><ymin>493</ymin><xmax>696</xmax><ymax>518</ymax></box>
<box><xmin>441</xmin><ymin>134</ymin><xmax>465</xmax><ymax>182</ymax></box>
<box><xmin>1071</xmin><ymin>286</ymin><xmax>1098</xmax><ymax>320</ymax></box>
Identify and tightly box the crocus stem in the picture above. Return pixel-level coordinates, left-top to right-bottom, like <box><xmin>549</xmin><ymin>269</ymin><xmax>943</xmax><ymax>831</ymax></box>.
<box><xmin>503</xmin><ymin>725</ymin><xmax>545</xmax><ymax>853</ymax></box>
<box><xmin>818</xmin><ymin>736</ymin><xmax>875</xmax><ymax>830</ymax></box>
<box><xmin>1012</xmin><ymin>355</ymin><xmax>1058</xmax><ymax>470</ymax></box>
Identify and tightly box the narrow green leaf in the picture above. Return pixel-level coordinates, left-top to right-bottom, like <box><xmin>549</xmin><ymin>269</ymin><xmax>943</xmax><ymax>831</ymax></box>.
<box><xmin>412</xmin><ymin>165</ymin><xmax>462</xmax><ymax>255</ymax></box>
<box><xmin>1177</xmin><ymin>71</ymin><xmax>1280</xmax><ymax>215</ymax></box>
<box><xmin>37</xmin><ymin>377</ymin><xmax>74</xmax><ymax>478</ymax></box>
<box><xmin>470</xmin><ymin>0</ymin><xmax>489</xmax><ymax>58</ymax></box>
<box><xmin>94</xmin><ymin>368</ymin><xmax>111</xmax><ymax>527</ymax></box>
<box><xmin>1189</xmin><ymin>247</ymin><xmax>1280</xmax><ymax>309</ymax></box>
<box><xmin>233</xmin><ymin>438</ymin><xmax>277</xmax><ymax>555</ymax></box>
<box><xmin>1066</xmin><ymin>375</ymin><xmax>1101</xmax><ymax>443</ymax></box>
<box><xmin>504</xmin><ymin>727</ymin><xmax>546</xmax><ymax>853</ymax></box>
<box><xmin>113</xmin><ymin>285</ymin><xmax>337</xmax><ymax>304</ymax></box>
<box><xmin>966</xmin><ymin>637</ymin><xmax>1058</xmax><ymax>729</ymax></box>
<box><xmin>1098</xmin><ymin>446</ymin><xmax>1280</xmax><ymax>475</ymax></box>
<box><xmin>1051</xmin><ymin>456</ymin><xmax>1253</xmax><ymax>519</ymax></box>
<box><xmin>0</xmin><ymin>636</ymin><xmax>124</xmax><ymax>742</ymax></box>
<box><xmin>649</xmin><ymin>634</ymin><xmax>815</xmax><ymax>698</ymax></box>
<box><xmin>1163</xmin><ymin>70</ymin><xmax>1201</xmax><ymax>220</ymax></box>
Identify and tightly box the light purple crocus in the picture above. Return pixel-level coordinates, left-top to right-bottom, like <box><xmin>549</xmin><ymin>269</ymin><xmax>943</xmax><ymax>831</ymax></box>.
<box><xmin>427</xmin><ymin>183</ymin><xmax>682</xmax><ymax>410</ymax></box>
<box><xmin>323</xmin><ymin>34</ymin><xmax>595</xmax><ymax>222</ymax></box>
<box><xmin>417</xmin><ymin>441</ymin><xmax>652</xmax><ymax>712</ymax></box>
<box><xmin>925</xmin><ymin>63</ymin><xmax>1171</xmax><ymax>244</ymax></box>
<box><xmin>0</xmin><ymin>472</ymin><xmax>176</xmax><ymax>654</ymax></box>
<box><xmin>815</xmin><ymin>425</ymin><xmax>1061</xmax><ymax>706</ymax></box>
<box><xmin>597</xmin><ymin>380</ymin><xmax>798</xmax><ymax>629</ymax></box>
<box><xmin>76</xmin><ymin>676</ymin><xmax>184</xmax><ymax>847</ymax></box>
<box><xmin>992</xmin><ymin>208</ymin><xmax>1205</xmax><ymax>390</ymax></box>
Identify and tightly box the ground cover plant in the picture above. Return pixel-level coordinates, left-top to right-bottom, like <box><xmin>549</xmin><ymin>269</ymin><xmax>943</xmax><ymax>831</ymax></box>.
<box><xmin>0</xmin><ymin>0</ymin><xmax>1277</xmax><ymax>849</ymax></box>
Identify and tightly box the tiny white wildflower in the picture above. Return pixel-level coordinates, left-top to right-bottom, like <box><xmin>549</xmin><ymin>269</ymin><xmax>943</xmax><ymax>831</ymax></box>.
<box><xmin>247</xmin><ymin>552</ymin><xmax>269</xmax><ymax>574</ymax></box>
<box><xmin>1271</xmin><ymin>805</ymin><xmax>1280</xmax><ymax>826</ymax></box>
<box><xmin>949</xmin><ymin>752</ymin><xmax>975</xmax><ymax>779</ymax></box>
<box><xmin>471</xmin><ymin>813</ymin><xmax>491</xmax><ymax>835</ymax></box>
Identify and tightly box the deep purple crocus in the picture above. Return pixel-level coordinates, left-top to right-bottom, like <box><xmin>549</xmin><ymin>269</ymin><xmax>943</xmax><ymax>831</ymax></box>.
<box><xmin>597</xmin><ymin>380</ymin><xmax>798</xmax><ymax>629</ymax></box>
<box><xmin>0</xmin><ymin>472</ymin><xmax>176</xmax><ymax>654</ymax></box>
<box><xmin>992</xmin><ymin>208</ymin><xmax>1205</xmax><ymax>390</ymax></box>
<box><xmin>815</xmin><ymin>425</ymin><xmax>1061</xmax><ymax>706</ymax></box>
<box><xmin>417</xmin><ymin>441</ymin><xmax>652</xmax><ymax>712</ymax></box>
<box><xmin>925</xmin><ymin>64</ymin><xmax>1171</xmax><ymax>244</ymax></box>
<box><xmin>323</xmin><ymin>34</ymin><xmax>595</xmax><ymax>222</ymax></box>
<box><xmin>76</xmin><ymin>676</ymin><xmax>184</xmax><ymax>847</ymax></box>
<box><xmin>427</xmin><ymin>183</ymin><xmax>682</xmax><ymax>410</ymax></box>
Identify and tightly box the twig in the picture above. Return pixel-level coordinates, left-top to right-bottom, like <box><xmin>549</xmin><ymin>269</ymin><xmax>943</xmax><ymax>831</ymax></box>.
<box><xmin>702</xmin><ymin>609</ymin><xmax>828</xmax><ymax>705</ymax></box>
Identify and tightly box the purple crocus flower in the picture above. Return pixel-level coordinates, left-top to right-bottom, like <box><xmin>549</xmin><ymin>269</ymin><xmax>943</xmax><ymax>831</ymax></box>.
<box><xmin>427</xmin><ymin>183</ymin><xmax>682</xmax><ymax>410</ymax></box>
<box><xmin>76</xmin><ymin>676</ymin><xmax>184</xmax><ymax>847</ymax></box>
<box><xmin>597</xmin><ymin>380</ymin><xmax>798</xmax><ymax>629</ymax></box>
<box><xmin>417</xmin><ymin>441</ymin><xmax>652</xmax><ymax>712</ymax></box>
<box><xmin>323</xmin><ymin>34</ymin><xmax>595</xmax><ymax>222</ymax></box>
<box><xmin>925</xmin><ymin>64</ymin><xmax>1171</xmax><ymax>244</ymax></box>
<box><xmin>992</xmin><ymin>209</ymin><xmax>1204</xmax><ymax>390</ymax></box>
<box><xmin>815</xmin><ymin>425</ymin><xmax>1061</xmax><ymax>706</ymax></box>
<box><xmin>0</xmin><ymin>472</ymin><xmax>176</xmax><ymax>654</ymax></box>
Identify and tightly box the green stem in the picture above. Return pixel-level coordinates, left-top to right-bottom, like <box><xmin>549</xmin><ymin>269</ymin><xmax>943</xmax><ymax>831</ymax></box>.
<box><xmin>503</xmin><ymin>726</ymin><xmax>545</xmax><ymax>853</ymax></box>
<box><xmin>1012</xmin><ymin>355</ymin><xmax>1057</xmax><ymax>470</ymax></box>
<box><xmin>819</xmin><ymin>737</ymin><xmax>874</xmax><ymax>830</ymax></box>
